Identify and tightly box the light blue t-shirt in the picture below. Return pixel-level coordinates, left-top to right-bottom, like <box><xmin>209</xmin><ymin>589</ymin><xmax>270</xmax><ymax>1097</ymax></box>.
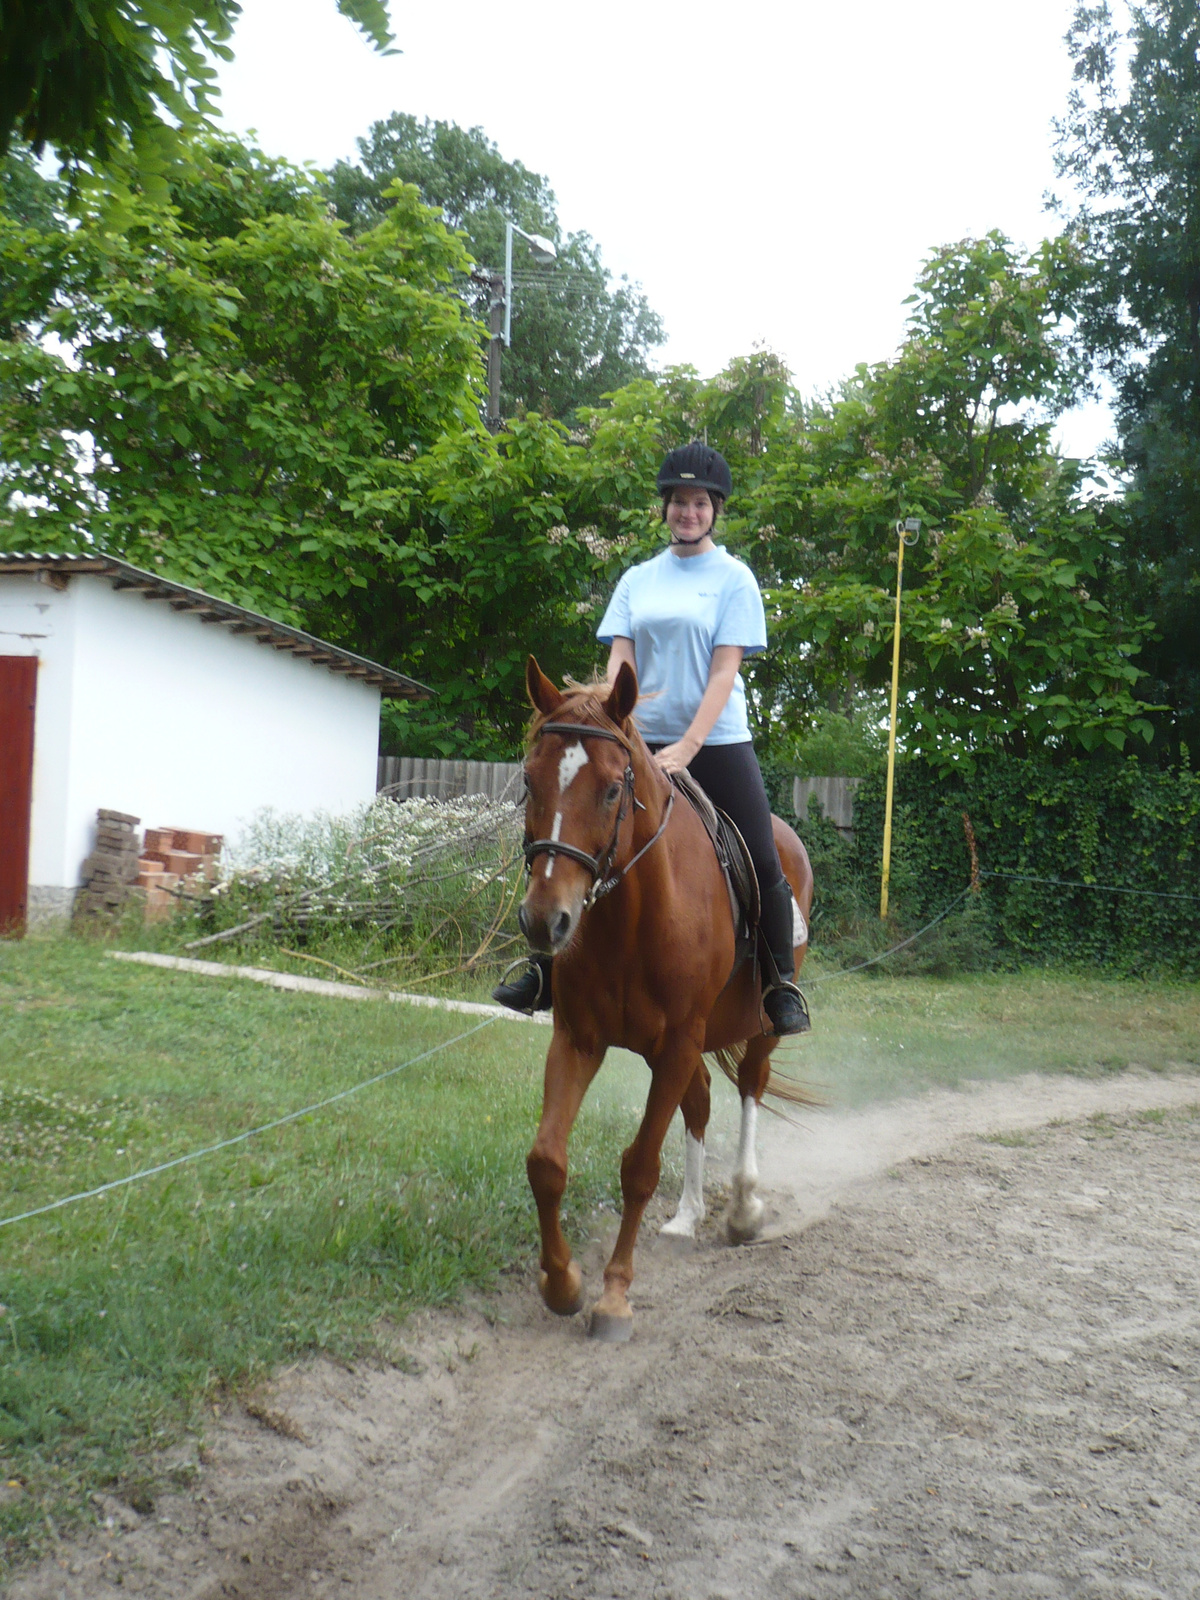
<box><xmin>596</xmin><ymin>546</ymin><xmax>767</xmax><ymax>746</ymax></box>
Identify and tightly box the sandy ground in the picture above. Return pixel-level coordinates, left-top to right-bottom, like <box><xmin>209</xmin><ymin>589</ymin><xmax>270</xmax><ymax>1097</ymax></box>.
<box><xmin>10</xmin><ymin>1067</ymin><xmax>1200</xmax><ymax>1600</ymax></box>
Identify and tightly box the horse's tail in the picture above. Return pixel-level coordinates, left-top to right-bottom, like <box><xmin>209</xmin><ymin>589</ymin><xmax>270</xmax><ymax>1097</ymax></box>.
<box><xmin>706</xmin><ymin>1043</ymin><xmax>824</xmax><ymax>1111</ymax></box>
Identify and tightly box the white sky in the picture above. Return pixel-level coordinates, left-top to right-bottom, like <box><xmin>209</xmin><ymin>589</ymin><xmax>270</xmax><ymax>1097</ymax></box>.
<box><xmin>215</xmin><ymin>0</ymin><xmax>1112</xmax><ymax>458</ymax></box>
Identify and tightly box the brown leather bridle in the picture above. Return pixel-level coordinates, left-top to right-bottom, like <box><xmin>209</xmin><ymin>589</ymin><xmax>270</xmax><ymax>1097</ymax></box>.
<box><xmin>523</xmin><ymin>720</ymin><xmax>675</xmax><ymax>909</ymax></box>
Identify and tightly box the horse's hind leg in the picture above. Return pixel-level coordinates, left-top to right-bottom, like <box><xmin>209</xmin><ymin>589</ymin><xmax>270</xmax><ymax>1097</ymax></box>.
<box><xmin>727</xmin><ymin>1035</ymin><xmax>776</xmax><ymax>1244</ymax></box>
<box><xmin>527</xmin><ymin>1032</ymin><xmax>604</xmax><ymax>1317</ymax></box>
<box><xmin>660</xmin><ymin>1060</ymin><xmax>710</xmax><ymax>1240</ymax></box>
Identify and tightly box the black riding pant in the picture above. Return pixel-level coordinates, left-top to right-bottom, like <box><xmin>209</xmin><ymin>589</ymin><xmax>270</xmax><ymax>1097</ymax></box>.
<box><xmin>650</xmin><ymin>740</ymin><xmax>784</xmax><ymax>895</ymax></box>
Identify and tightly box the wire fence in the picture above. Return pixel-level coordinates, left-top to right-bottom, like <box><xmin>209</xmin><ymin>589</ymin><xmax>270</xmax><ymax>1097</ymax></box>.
<box><xmin>0</xmin><ymin>1016</ymin><xmax>499</xmax><ymax>1232</ymax></box>
<box><xmin>10</xmin><ymin>841</ymin><xmax>1198</xmax><ymax>1234</ymax></box>
<box><xmin>804</xmin><ymin>887</ymin><xmax>975</xmax><ymax>985</ymax></box>
<box><xmin>979</xmin><ymin>869</ymin><xmax>1200</xmax><ymax>903</ymax></box>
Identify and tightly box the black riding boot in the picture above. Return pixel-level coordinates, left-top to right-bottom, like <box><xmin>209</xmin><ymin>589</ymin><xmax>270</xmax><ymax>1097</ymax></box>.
<box><xmin>757</xmin><ymin>878</ymin><xmax>811</xmax><ymax>1036</ymax></box>
<box><xmin>492</xmin><ymin>954</ymin><xmax>554</xmax><ymax>1014</ymax></box>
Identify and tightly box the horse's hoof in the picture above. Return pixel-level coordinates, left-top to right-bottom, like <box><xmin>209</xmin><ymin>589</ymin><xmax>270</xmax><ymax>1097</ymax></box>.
<box><xmin>588</xmin><ymin>1308</ymin><xmax>634</xmax><ymax>1343</ymax></box>
<box><xmin>726</xmin><ymin>1199</ymin><xmax>765</xmax><ymax>1245</ymax></box>
<box><xmin>539</xmin><ymin>1263</ymin><xmax>583</xmax><ymax>1317</ymax></box>
<box><xmin>659</xmin><ymin>1209</ymin><xmax>702</xmax><ymax>1240</ymax></box>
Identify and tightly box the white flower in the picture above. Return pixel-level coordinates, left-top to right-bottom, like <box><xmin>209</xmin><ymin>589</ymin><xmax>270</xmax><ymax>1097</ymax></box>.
<box><xmin>939</xmin><ymin>617</ymin><xmax>954</xmax><ymax>632</ymax></box>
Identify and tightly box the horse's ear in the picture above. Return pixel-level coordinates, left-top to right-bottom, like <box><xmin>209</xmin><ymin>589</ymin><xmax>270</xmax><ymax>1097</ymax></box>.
<box><xmin>526</xmin><ymin>655</ymin><xmax>564</xmax><ymax>715</ymax></box>
<box><xmin>604</xmin><ymin>659</ymin><xmax>639</xmax><ymax>726</ymax></box>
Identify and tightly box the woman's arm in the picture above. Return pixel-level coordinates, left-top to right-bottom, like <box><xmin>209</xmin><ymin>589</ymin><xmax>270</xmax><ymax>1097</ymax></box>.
<box><xmin>605</xmin><ymin>637</ymin><xmax>637</xmax><ymax>682</ymax></box>
<box><xmin>653</xmin><ymin>645</ymin><xmax>744</xmax><ymax>775</ymax></box>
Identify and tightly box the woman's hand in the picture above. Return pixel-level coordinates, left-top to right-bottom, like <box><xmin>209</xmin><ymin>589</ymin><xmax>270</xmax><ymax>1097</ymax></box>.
<box><xmin>653</xmin><ymin>739</ymin><xmax>698</xmax><ymax>775</ymax></box>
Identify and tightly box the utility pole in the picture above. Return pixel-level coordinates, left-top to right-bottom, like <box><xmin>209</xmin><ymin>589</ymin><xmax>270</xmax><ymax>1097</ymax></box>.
<box><xmin>480</xmin><ymin>222</ymin><xmax>556</xmax><ymax>433</ymax></box>
<box><xmin>486</xmin><ymin>272</ymin><xmax>504</xmax><ymax>433</ymax></box>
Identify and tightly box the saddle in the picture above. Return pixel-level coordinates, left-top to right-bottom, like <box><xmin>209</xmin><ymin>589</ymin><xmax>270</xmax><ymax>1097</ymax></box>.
<box><xmin>670</xmin><ymin>769</ymin><xmax>760</xmax><ymax>960</ymax></box>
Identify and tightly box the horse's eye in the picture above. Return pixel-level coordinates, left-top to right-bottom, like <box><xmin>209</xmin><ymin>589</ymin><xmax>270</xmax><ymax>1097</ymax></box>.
<box><xmin>605</xmin><ymin>782</ymin><xmax>622</xmax><ymax>805</ymax></box>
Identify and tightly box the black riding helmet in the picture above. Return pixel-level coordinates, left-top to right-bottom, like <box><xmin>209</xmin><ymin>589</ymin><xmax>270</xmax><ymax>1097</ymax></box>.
<box><xmin>656</xmin><ymin>441</ymin><xmax>733</xmax><ymax>501</ymax></box>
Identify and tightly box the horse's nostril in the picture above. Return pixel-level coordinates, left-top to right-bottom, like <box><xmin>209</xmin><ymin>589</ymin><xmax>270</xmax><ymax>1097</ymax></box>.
<box><xmin>517</xmin><ymin>905</ymin><xmax>532</xmax><ymax>940</ymax></box>
<box><xmin>550</xmin><ymin>910</ymin><xmax>571</xmax><ymax>946</ymax></box>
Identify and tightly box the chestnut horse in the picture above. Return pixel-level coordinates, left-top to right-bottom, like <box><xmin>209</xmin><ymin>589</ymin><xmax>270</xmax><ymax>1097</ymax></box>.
<box><xmin>519</xmin><ymin>656</ymin><xmax>815</xmax><ymax>1342</ymax></box>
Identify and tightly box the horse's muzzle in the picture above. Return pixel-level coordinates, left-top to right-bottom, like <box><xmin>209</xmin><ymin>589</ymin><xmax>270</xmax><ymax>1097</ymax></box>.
<box><xmin>519</xmin><ymin>893</ymin><xmax>580</xmax><ymax>956</ymax></box>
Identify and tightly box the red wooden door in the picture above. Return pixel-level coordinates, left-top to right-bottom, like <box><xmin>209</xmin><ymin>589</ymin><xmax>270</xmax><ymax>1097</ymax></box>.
<box><xmin>0</xmin><ymin>656</ymin><xmax>38</xmax><ymax>935</ymax></box>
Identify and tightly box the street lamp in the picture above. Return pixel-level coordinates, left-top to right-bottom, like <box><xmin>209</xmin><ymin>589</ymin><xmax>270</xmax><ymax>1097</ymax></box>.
<box><xmin>484</xmin><ymin>221</ymin><xmax>557</xmax><ymax>430</ymax></box>
<box><xmin>879</xmin><ymin>517</ymin><xmax>921</xmax><ymax>920</ymax></box>
<box><xmin>504</xmin><ymin>221</ymin><xmax>556</xmax><ymax>345</ymax></box>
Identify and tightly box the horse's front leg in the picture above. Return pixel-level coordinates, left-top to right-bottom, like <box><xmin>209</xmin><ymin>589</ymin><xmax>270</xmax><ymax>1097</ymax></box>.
<box><xmin>527</xmin><ymin>1029</ymin><xmax>604</xmax><ymax>1317</ymax></box>
<box><xmin>727</xmin><ymin>1034</ymin><xmax>776</xmax><ymax>1244</ymax></box>
<box><xmin>591</xmin><ymin>1037</ymin><xmax>700</xmax><ymax>1341</ymax></box>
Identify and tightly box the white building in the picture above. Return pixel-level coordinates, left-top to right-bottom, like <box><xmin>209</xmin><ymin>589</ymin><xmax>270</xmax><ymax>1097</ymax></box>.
<box><xmin>0</xmin><ymin>553</ymin><xmax>431</xmax><ymax>931</ymax></box>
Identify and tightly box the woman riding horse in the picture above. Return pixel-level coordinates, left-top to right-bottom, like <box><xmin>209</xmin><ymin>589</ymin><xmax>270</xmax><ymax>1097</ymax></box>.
<box><xmin>495</xmin><ymin>442</ymin><xmax>809</xmax><ymax>1036</ymax></box>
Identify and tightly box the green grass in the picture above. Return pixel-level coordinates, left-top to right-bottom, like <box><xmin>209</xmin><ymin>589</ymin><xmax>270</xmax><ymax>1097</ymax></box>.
<box><xmin>1</xmin><ymin>934</ymin><xmax>1199</xmax><ymax>1576</ymax></box>
<box><xmin>0</xmin><ymin>936</ymin><xmax>631</xmax><ymax>1575</ymax></box>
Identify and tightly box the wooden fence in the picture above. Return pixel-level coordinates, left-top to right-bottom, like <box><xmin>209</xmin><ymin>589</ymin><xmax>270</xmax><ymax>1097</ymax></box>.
<box><xmin>792</xmin><ymin>776</ymin><xmax>862</xmax><ymax>833</ymax></box>
<box><xmin>376</xmin><ymin>756</ymin><xmax>523</xmax><ymax>802</ymax></box>
<box><xmin>378</xmin><ymin>758</ymin><xmax>862</xmax><ymax>831</ymax></box>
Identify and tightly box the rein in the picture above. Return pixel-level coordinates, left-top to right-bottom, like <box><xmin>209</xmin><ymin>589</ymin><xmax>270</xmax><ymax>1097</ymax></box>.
<box><xmin>523</xmin><ymin>719</ymin><xmax>675</xmax><ymax>909</ymax></box>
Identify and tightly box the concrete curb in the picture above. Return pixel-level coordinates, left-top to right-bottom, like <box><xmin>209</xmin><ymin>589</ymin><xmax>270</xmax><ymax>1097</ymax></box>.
<box><xmin>106</xmin><ymin>950</ymin><xmax>551</xmax><ymax>1025</ymax></box>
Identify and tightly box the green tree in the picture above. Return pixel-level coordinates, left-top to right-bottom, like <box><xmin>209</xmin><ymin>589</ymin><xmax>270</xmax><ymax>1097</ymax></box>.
<box><xmin>2</xmin><ymin>140</ymin><xmax>1158</xmax><ymax>768</ymax></box>
<box><xmin>327</xmin><ymin>113</ymin><xmax>665</xmax><ymax>420</ymax></box>
<box><xmin>1054</xmin><ymin>0</ymin><xmax>1200</xmax><ymax>757</ymax></box>
<box><xmin>1</xmin><ymin>0</ymin><xmax>394</xmax><ymax>193</ymax></box>
<box><xmin>742</xmin><ymin>237</ymin><xmax>1156</xmax><ymax>768</ymax></box>
<box><xmin>0</xmin><ymin>134</ymin><xmax>631</xmax><ymax>755</ymax></box>
<box><xmin>1</xmin><ymin>142</ymin><xmax>64</xmax><ymax>229</ymax></box>
<box><xmin>0</xmin><ymin>138</ymin><xmax>484</xmax><ymax>624</ymax></box>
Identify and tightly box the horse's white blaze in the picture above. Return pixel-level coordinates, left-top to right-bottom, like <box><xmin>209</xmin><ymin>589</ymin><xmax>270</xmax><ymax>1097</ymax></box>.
<box><xmin>544</xmin><ymin>811</ymin><xmax>563</xmax><ymax>879</ymax></box>
<box><xmin>661</xmin><ymin>1132</ymin><xmax>705</xmax><ymax>1237</ymax></box>
<box><xmin>558</xmin><ymin>741</ymin><xmax>589</xmax><ymax>793</ymax></box>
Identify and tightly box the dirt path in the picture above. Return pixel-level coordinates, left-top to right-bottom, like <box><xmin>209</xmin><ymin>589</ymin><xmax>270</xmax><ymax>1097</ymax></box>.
<box><xmin>11</xmin><ymin>1068</ymin><xmax>1200</xmax><ymax>1600</ymax></box>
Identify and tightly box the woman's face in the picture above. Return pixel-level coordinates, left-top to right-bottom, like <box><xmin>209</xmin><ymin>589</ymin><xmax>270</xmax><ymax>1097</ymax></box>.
<box><xmin>665</xmin><ymin>487</ymin><xmax>715</xmax><ymax>546</ymax></box>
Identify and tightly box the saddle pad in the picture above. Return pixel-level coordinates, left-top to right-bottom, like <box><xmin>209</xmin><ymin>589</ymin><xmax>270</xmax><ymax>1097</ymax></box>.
<box><xmin>670</xmin><ymin>769</ymin><xmax>760</xmax><ymax>943</ymax></box>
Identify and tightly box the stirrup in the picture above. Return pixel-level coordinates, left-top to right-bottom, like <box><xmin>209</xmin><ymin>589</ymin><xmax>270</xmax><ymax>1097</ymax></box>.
<box><xmin>762</xmin><ymin>980</ymin><xmax>811</xmax><ymax>1036</ymax></box>
<box><xmin>492</xmin><ymin>957</ymin><xmax>549</xmax><ymax>1015</ymax></box>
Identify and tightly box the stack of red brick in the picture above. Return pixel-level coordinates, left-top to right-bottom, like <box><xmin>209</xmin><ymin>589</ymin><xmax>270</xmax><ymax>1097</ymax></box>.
<box><xmin>137</xmin><ymin>828</ymin><xmax>223</xmax><ymax>921</ymax></box>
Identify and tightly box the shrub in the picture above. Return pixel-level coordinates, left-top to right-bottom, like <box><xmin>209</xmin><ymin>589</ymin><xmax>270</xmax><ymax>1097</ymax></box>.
<box><xmin>172</xmin><ymin>796</ymin><xmax>525</xmax><ymax>978</ymax></box>
<box><xmin>846</xmin><ymin>756</ymin><xmax>1200</xmax><ymax>975</ymax></box>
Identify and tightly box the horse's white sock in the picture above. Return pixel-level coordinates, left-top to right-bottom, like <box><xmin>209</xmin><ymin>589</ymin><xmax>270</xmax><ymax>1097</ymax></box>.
<box><xmin>662</xmin><ymin>1131</ymin><xmax>705</xmax><ymax>1237</ymax></box>
<box><xmin>735</xmin><ymin>1094</ymin><xmax>759</xmax><ymax>1187</ymax></box>
<box><xmin>728</xmin><ymin>1095</ymin><xmax>764</xmax><ymax>1238</ymax></box>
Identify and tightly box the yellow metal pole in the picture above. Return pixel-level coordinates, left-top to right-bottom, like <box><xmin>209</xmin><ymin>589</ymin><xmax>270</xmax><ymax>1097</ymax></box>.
<box><xmin>880</xmin><ymin>521</ymin><xmax>910</xmax><ymax>919</ymax></box>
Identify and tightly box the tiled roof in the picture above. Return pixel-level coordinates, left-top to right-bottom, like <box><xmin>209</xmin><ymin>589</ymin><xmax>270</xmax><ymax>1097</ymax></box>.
<box><xmin>0</xmin><ymin>552</ymin><xmax>432</xmax><ymax>699</ymax></box>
